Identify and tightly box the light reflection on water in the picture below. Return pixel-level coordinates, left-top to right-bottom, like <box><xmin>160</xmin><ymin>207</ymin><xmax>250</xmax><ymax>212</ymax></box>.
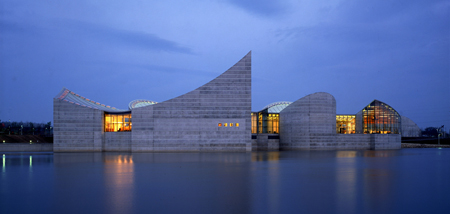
<box><xmin>104</xmin><ymin>154</ymin><xmax>134</xmax><ymax>214</ymax></box>
<box><xmin>1</xmin><ymin>149</ymin><xmax>449</xmax><ymax>214</ymax></box>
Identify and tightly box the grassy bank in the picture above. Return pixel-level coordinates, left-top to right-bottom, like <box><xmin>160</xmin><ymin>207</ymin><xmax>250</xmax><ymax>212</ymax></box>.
<box><xmin>0</xmin><ymin>135</ymin><xmax>53</xmax><ymax>143</ymax></box>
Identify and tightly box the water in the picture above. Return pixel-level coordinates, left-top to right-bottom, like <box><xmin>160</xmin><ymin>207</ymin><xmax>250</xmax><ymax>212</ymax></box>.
<box><xmin>1</xmin><ymin>149</ymin><xmax>449</xmax><ymax>214</ymax></box>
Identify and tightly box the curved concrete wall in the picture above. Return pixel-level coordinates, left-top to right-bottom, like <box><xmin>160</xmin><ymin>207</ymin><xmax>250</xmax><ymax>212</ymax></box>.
<box><xmin>401</xmin><ymin>116</ymin><xmax>421</xmax><ymax>137</ymax></box>
<box><xmin>279</xmin><ymin>92</ymin><xmax>336</xmax><ymax>150</ymax></box>
<box><xmin>132</xmin><ymin>52</ymin><xmax>252</xmax><ymax>152</ymax></box>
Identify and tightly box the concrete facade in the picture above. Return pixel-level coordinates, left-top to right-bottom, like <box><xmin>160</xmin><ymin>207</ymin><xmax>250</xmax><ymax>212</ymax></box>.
<box><xmin>252</xmin><ymin>134</ymin><xmax>279</xmax><ymax>151</ymax></box>
<box><xmin>104</xmin><ymin>132</ymin><xmax>132</xmax><ymax>152</ymax></box>
<box><xmin>279</xmin><ymin>92</ymin><xmax>337</xmax><ymax>150</ymax></box>
<box><xmin>131</xmin><ymin>52</ymin><xmax>251</xmax><ymax>152</ymax></box>
<box><xmin>53</xmin><ymin>99</ymin><xmax>103</xmax><ymax>152</ymax></box>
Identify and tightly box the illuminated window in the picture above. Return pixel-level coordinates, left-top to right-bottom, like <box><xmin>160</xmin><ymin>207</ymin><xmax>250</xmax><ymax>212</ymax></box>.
<box><xmin>336</xmin><ymin>115</ymin><xmax>355</xmax><ymax>134</ymax></box>
<box><xmin>251</xmin><ymin>113</ymin><xmax>257</xmax><ymax>133</ymax></box>
<box><xmin>104</xmin><ymin>113</ymin><xmax>132</xmax><ymax>132</ymax></box>
<box><xmin>236</xmin><ymin>123</ymin><xmax>239</xmax><ymax>127</ymax></box>
<box><xmin>255</xmin><ymin>112</ymin><xmax>280</xmax><ymax>134</ymax></box>
<box><xmin>218</xmin><ymin>123</ymin><xmax>222</xmax><ymax>127</ymax></box>
<box><xmin>224</xmin><ymin>123</ymin><xmax>228</xmax><ymax>127</ymax></box>
<box><xmin>360</xmin><ymin>100</ymin><xmax>401</xmax><ymax>134</ymax></box>
<box><xmin>230</xmin><ymin>123</ymin><xmax>234</xmax><ymax>127</ymax></box>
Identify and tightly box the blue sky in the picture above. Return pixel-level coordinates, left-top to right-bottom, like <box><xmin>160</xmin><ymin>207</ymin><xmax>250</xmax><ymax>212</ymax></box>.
<box><xmin>1</xmin><ymin>0</ymin><xmax>449</xmax><ymax>130</ymax></box>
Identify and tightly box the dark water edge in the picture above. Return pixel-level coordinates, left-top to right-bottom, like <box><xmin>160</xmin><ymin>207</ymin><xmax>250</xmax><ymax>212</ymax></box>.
<box><xmin>1</xmin><ymin>149</ymin><xmax>449</xmax><ymax>214</ymax></box>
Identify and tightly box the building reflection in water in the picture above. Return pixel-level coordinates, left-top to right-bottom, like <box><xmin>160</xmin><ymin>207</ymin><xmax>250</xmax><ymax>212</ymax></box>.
<box><xmin>251</xmin><ymin>151</ymin><xmax>280</xmax><ymax>162</ymax></box>
<box><xmin>362</xmin><ymin>151</ymin><xmax>394</xmax><ymax>213</ymax></box>
<box><xmin>104</xmin><ymin>154</ymin><xmax>135</xmax><ymax>214</ymax></box>
<box><xmin>251</xmin><ymin>152</ymin><xmax>280</xmax><ymax>213</ymax></box>
<box><xmin>334</xmin><ymin>150</ymin><xmax>395</xmax><ymax>213</ymax></box>
<box><xmin>335</xmin><ymin>151</ymin><xmax>357</xmax><ymax>214</ymax></box>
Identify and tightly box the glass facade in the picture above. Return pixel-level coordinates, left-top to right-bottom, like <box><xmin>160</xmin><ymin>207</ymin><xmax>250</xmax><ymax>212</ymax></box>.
<box><xmin>105</xmin><ymin>113</ymin><xmax>132</xmax><ymax>132</ymax></box>
<box><xmin>336</xmin><ymin>115</ymin><xmax>355</xmax><ymax>134</ymax></box>
<box><xmin>361</xmin><ymin>100</ymin><xmax>401</xmax><ymax>134</ymax></box>
<box><xmin>251</xmin><ymin>113</ymin><xmax>257</xmax><ymax>133</ymax></box>
<box><xmin>252</xmin><ymin>111</ymin><xmax>280</xmax><ymax>134</ymax></box>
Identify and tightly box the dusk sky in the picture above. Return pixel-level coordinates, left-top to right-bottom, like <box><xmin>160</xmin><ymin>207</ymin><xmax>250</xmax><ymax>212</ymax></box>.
<box><xmin>1</xmin><ymin>0</ymin><xmax>449</xmax><ymax>130</ymax></box>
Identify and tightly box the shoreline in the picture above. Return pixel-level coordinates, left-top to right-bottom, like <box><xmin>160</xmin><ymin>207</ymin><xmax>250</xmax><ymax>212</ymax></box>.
<box><xmin>1</xmin><ymin>142</ymin><xmax>448</xmax><ymax>153</ymax></box>
<box><xmin>0</xmin><ymin>143</ymin><xmax>53</xmax><ymax>152</ymax></box>
<box><xmin>401</xmin><ymin>143</ymin><xmax>450</xmax><ymax>148</ymax></box>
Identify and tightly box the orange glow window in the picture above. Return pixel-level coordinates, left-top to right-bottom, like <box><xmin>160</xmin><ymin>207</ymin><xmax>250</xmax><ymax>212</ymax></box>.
<box><xmin>230</xmin><ymin>123</ymin><xmax>234</xmax><ymax>127</ymax></box>
<box><xmin>236</xmin><ymin>123</ymin><xmax>239</xmax><ymax>127</ymax></box>
<box><xmin>225</xmin><ymin>123</ymin><xmax>228</xmax><ymax>127</ymax></box>
<box><xmin>218</xmin><ymin>123</ymin><xmax>222</xmax><ymax>127</ymax></box>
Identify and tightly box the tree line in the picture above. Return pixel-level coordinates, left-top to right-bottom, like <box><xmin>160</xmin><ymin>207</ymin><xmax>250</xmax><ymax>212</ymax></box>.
<box><xmin>0</xmin><ymin>120</ymin><xmax>53</xmax><ymax>136</ymax></box>
<box><xmin>421</xmin><ymin>126</ymin><xmax>448</xmax><ymax>138</ymax></box>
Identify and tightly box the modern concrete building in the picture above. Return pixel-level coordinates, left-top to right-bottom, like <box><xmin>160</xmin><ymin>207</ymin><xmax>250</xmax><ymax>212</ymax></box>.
<box><xmin>53</xmin><ymin>52</ymin><xmax>419</xmax><ymax>152</ymax></box>
<box><xmin>54</xmin><ymin>52</ymin><xmax>251</xmax><ymax>152</ymax></box>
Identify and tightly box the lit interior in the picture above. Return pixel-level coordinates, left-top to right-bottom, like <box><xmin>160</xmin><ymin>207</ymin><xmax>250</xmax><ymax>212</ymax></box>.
<box><xmin>336</xmin><ymin>115</ymin><xmax>356</xmax><ymax>134</ymax></box>
<box><xmin>362</xmin><ymin>101</ymin><xmax>401</xmax><ymax>134</ymax></box>
<box><xmin>105</xmin><ymin>113</ymin><xmax>132</xmax><ymax>132</ymax></box>
<box><xmin>253</xmin><ymin>112</ymin><xmax>279</xmax><ymax>134</ymax></box>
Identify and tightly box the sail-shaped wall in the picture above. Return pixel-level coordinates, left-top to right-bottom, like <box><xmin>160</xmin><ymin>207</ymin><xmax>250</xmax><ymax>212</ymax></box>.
<box><xmin>131</xmin><ymin>52</ymin><xmax>252</xmax><ymax>152</ymax></box>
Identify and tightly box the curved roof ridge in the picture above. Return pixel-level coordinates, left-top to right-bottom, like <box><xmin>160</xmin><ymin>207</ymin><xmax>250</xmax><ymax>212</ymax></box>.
<box><xmin>128</xmin><ymin>99</ymin><xmax>158</xmax><ymax>110</ymax></box>
<box><xmin>362</xmin><ymin>99</ymin><xmax>401</xmax><ymax>118</ymax></box>
<box><xmin>54</xmin><ymin>87</ymin><xmax>128</xmax><ymax>112</ymax></box>
<box><xmin>262</xmin><ymin>101</ymin><xmax>292</xmax><ymax>110</ymax></box>
<box><xmin>259</xmin><ymin>101</ymin><xmax>293</xmax><ymax>113</ymax></box>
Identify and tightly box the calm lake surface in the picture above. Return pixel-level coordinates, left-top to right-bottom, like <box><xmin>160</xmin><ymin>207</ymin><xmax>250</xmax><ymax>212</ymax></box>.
<box><xmin>1</xmin><ymin>149</ymin><xmax>449</xmax><ymax>214</ymax></box>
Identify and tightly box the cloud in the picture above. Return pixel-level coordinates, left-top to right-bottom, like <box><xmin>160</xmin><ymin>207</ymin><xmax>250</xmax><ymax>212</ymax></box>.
<box><xmin>223</xmin><ymin>0</ymin><xmax>287</xmax><ymax>17</ymax></box>
<box><xmin>63</xmin><ymin>20</ymin><xmax>194</xmax><ymax>54</ymax></box>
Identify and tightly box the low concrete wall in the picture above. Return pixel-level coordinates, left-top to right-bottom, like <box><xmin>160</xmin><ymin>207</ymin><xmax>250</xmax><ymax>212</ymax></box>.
<box><xmin>335</xmin><ymin>134</ymin><xmax>371</xmax><ymax>150</ymax></box>
<box><xmin>278</xmin><ymin>134</ymin><xmax>401</xmax><ymax>150</ymax></box>
<box><xmin>254</xmin><ymin>134</ymin><xmax>279</xmax><ymax>151</ymax></box>
<box><xmin>370</xmin><ymin>134</ymin><xmax>401</xmax><ymax>149</ymax></box>
<box><xmin>0</xmin><ymin>143</ymin><xmax>53</xmax><ymax>152</ymax></box>
<box><xmin>104</xmin><ymin>132</ymin><xmax>132</xmax><ymax>152</ymax></box>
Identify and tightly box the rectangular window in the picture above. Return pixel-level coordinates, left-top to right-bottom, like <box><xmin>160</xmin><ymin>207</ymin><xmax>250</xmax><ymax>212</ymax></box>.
<box><xmin>105</xmin><ymin>113</ymin><xmax>132</xmax><ymax>132</ymax></box>
<box><xmin>224</xmin><ymin>123</ymin><xmax>228</xmax><ymax>127</ymax></box>
<box><xmin>336</xmin><ymin>115</ymin><xmax>355</xmax><ymax>134</ymax></box>
<box><xmin>230</xmin><ymin>123</ymin><xmax>234</xmax><ymax>127</ymax></box>
<box><xmin>218</xmin><ymin>123</ymin><xmax>222</xmax><ymax>127</ymax></box>
<box><xmin>256</xmin><ymin>112</ymin><xmax>280</xmax><ymax>134</ymax></box>
<box><xmin>251</xmin><ymin>113</ymin><xmax>257</xmax><ymax>133</ymax></box>
<box><xmin>236</xmin><ymin>123</ymin><xmax>239</xmax><ymax>127</ymax></box>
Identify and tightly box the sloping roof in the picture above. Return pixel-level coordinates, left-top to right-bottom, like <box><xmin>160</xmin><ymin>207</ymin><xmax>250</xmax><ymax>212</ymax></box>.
<box><xmin>128</xmin><ymin>99</ymin><xmax>158</xmax><ymax>110</ymax></box>
<box><xmin>363</xmin><ymin>99</ymin><xmax>400</xmax><ymax>116</ymax></box>
<box><xmin>261</xmin><ymin>101</ymin><xmax>292</xmax><ymax>113</ymax></box>
<box><xmin>54</xmin><ymin>87</ymin><xmax>129</xmax><ymax>112</ymax></box>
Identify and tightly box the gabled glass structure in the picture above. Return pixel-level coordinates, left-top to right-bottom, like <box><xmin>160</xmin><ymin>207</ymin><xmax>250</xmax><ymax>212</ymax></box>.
<box><xmin>356</xmin><ymin>100</ymin><xmax>401</xmax><ymax>134</ymax></box>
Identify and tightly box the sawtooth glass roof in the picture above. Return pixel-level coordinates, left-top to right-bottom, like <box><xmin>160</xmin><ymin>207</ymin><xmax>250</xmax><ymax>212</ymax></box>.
<box><xmin>128</xmin><ymin>99</ymin><xmax>158</xmax><ymax>110</ymax></box>
<box><xmin>261</xmin><ymin>101</ymin><xmax>292</xmax><ymax>113</ymax></box>
<box><xmin>54</xmin><ymin>87</ymin><xmax>129</xmax><ymax>112</ymax></box>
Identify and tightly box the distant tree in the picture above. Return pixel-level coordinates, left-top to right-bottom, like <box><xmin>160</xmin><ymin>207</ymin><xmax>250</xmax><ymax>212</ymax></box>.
<box><xmin>422</xmin><ymin>127</ymin><xmax>438</xmax><ymax>137</ymax></box>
